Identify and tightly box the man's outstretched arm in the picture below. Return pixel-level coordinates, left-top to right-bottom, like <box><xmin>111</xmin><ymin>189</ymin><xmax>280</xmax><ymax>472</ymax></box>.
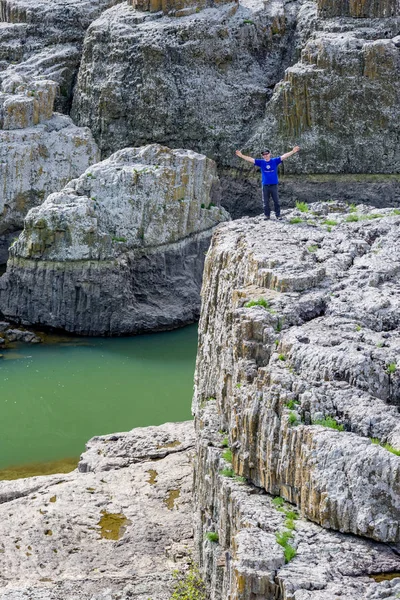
<box><xmin>281</xmin><ymin>146</ymin><xmax>300</xmax><ymax>161</ymax></box>
<box><xmin>236</xmin><ymin>150</ymin><xmax>255</xmax><ymax>164</ymax></box>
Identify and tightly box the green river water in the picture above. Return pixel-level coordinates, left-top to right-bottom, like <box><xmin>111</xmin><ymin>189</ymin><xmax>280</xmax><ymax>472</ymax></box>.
<box><xmin>0</xmin><ymin>324</ymin><xmax>197</xmax><ymax>477</ymax></box>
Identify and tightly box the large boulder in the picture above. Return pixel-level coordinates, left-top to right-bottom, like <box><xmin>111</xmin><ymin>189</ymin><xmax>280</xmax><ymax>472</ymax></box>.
<box><xmin>192</xmin><ymin>203</ymin><xmax>400</xmax><ymax>597</ymax></box>
<box><xmin>0</xmin><ymin>144</ymin><xmax>229</xmax><ymax>335</ymax></box>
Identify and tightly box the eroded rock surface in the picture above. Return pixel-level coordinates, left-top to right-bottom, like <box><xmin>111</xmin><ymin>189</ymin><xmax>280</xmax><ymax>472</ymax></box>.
<box><xmin>0</xmin><ymin>144</ymin><xmax>229</xmax><ymax>335</ymax></box>
<box><xmin>192</xmin><ymin>203</ymin><xmax>400</xmax><ymax>598</ymax></box>
<box><xmin>0</xmin><ymin>421</ymin><xmax>195</xmax><ymax>600</ymax></box>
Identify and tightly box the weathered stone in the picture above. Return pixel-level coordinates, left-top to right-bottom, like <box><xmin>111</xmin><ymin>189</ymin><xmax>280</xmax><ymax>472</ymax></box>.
<box><xmin>193</xmin><ymin>402</ymin><xmax>400</xmax><ymax>600</ymax></box>
<box><xmin>193</xmin><ymin>204</ymin><xmax>400</xmax><ymax>547</ymax></box>
<box><xmin>0</xmin><ymin>114</ymin><xmax>100</xmax><ymax>235</ymax></box>
<box><xmin>130</xmin><ymin>0</ymin><xmax>235</xmax><ymax>17</ymax></box>
<box><xmin>0</xmin><ymin>144</ymin><xmax>229</xmax><ymax>335</ymax></box>
<box><xmin>70</xmin><ymin>0</ymin><xmax>299</xmax><ymax>193</ymax></box>
<box><xmin>317</xmin><ymin>0</ymin><xmax>399</xmax><ymax>18</ymax></box>
<box><xmin>0</xmin><ymin>421</ymin><xmax>195</xmax><ymax>600</ymax></box>
<box><xmin>247</xmin><ymin>13</ymin><xmax>400</xmax><ymax>180</ymax></box>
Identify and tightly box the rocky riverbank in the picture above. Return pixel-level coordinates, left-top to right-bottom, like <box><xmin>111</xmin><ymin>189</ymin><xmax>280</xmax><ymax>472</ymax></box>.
<box><xmin>0</xmin><ymin>421</ymin><xmax>195</xmax><ymax>600</ymax></box>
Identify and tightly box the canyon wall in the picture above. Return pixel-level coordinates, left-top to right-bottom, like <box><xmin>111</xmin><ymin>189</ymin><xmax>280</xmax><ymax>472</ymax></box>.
<box><xmin>193</xmin><ymin>204</ymin><xmax>400</xmax><ymax>598</ymax></box>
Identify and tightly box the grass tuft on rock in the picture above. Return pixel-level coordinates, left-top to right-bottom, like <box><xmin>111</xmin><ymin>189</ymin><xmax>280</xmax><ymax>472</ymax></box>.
<box><xmin>244</xmin><ymin>298</ymin><xmax>269</xmax><ymax>309</ymax></box>
<box><xmin>205</xmin><ymin>532</ymin><xmax>219</xmax><ymax>543</ymax></box>
<box><xmin>220</xmin><ymin>468</ymin><xmax>235</xmax><ymax>478</ymax></box>
<box><xmin>290</xmin><ymin>217</ymin><xmax>303</xmax><ymax>224</ymax></box>
<box><xmin>171</xmin><ymin>560</ymin><xmax>207</xmax><ymax>600</ymax></box>
<box><xmin>371</xmin><ymin>438</ymin><xmax>400</xmax><ymax>456</ymax></box>
<box><xmin>295</xmin><ymin>201</ymin><xmax>309</xmax><ymax>213</ymax></box>
<box><xmin>222</xmin><ymin>449</ymin><xmax>233</xmax><ymax>463</ymax></box>
<box><xmin>312</xmin><ymin>416</ymin><xmax>344</xmax><ymax>431</ymax></box>
<box><xmin>345</xmin><ymin>214</ymin><xmax>359</xmax><ymax>223</ymax></box>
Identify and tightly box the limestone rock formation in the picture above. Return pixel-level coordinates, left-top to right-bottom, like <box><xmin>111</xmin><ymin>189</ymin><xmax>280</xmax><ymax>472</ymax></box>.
<box><xmin>0</xmin><ymin>421</ymin><xmax>195</xmax><ymax>599</ymax></box>
<box><xmin>0</xmin><ymin>110</ymin><xmax>99</xmax><ymax>236</ymax></box>
<box><xmin>0</xmin><ymin>144</ymin><xmax>229</xmax><ymax>335</ymax></box>
<box><xmin>193</xmin><ymin>204</ymin><xmax>400</xmax><ymax>598</ymax></box>
<box><xmin>244</xmin><ymin>1</ymin><xmax>400</xmax><ymax>212</ymax></box>
<box><xmin>70</xmin><ymin>0</ymin><xmax>400</xmax><ymax>217</ymax></box>
<box><xmin>70</xmin><ymin>0</ymin><xmax>300</xmax><ymax>216</ymax></box>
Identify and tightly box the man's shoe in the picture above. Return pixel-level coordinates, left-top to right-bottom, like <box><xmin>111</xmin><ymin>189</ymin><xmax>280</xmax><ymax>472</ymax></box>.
<box><xmin>277</xmin><ymin>216</ymin><xmax>284</xmax><ymax>221</ymax></box>
<box><xmin>264</xmin><ymin>217</ymin><xmax>270</xmax><ymax>221</ymax></box>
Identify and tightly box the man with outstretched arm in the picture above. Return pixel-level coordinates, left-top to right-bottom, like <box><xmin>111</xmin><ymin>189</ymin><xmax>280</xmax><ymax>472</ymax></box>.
<box><xmin>236</xmin><ymin>146</ymin><xmax>300</xmax><ymax>220</ymax></box>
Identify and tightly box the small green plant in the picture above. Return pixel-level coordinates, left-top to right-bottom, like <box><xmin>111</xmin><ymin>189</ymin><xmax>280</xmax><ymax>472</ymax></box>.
<box><xmin>312</xmin><ymin>416</ymin><xmax>344</xmax><ymax>431</ymax></box>
<box><xmin>222</xmin><ymin>449</ymin><xmax>233</xmax><ymax>463</ymax></box>
<box><xmin>348</xmin><ymin>203</ymin><xmax>357</xmax><ymax>213</ymax></box>
<box><xmin>220</xmin><ymin>468</ymin><xmax>235</xmax><ymax>478</ymax></box>
<box><xmin>285</xmin><ymin>510</ymin><xmax>298</xmax><ymax>521</ymax></box>
<box><xmin>376</xmin><ymin>341</ymin><xmax>384</xmax><ymax>348</ymax></box>
<box><xmin>278</xmin><ymin>354</ymin><xmax>286</xmax><ymax>361</ymax></box>
<box><xmin>290</xmin><ymin>217</ymin><xmax>303</xmax><ymax>224</ymax></box>
<box><xmin>276</xmin><ymin>530</ymin><xmax>293</xmax><ymax>546</ymax></box>
<box><xmin>392</xmin><ymin>209</ymin><xmax>400</xmax><ymax>216</ymax></box>
<box><xmin>235</xmin><ymin>476</ymin><xmax>247</xmax><ymax>483</ymax></box>
<box><xmin>112</xmin><ymin>236</ymin><xmax>127</xmax><ymax>243</ymax></box>
<box><xmin>276</xmin><ymin>318</ymin><xmax>284</xmax><ymax>332</ymax></box>
<box><xmin>243</xmin><ymin>19</ymin><xmax>254</xmax><ymax>24</ymax></box>
<box><xmin>386</xmin><ymin>363</ymin><xmax>397</xmax><ymax>375</ymax></box>
<box><xmin>327</xmin><ymin>226</ymin><xmax>332</xmax><ymax>232</ymax></box>
<box><xmin>322</xmin><ymin>219</ymin><xmax>337</xmax><ymax>226</ymax></box>
<box><xmin>200</xmin><ymin>203</ymin><xmax>205</xmax><ymax>208</ymax></box>
<box><xmin>307</xmin><ymin>245</ymin><xmax>318</xmax><ymax>253</ymax></box>
<box><xmin>222</xmin><ymin>437</ymin><xmax>229</xmax><ymax>448</ymax></box>
<box><xmin>171</xmin><ymin>560</ymin><xmax>207</xmax><ymax>600</ymax></box>
<box><xmin>285</xmin><ymin>399</ymin><xmax>299</xmax><ymax>410</ymax></box>
<box><xmin>244</xmin><ymin>298</ymin><xmax>269</xmax><ymax>309</ymax></box>
<box><xmin>272</xmin><ymin>496</ymin><xmax>285</xmax><ymax>508</ymax></box>
<box><xmin>288</xmin><ymin>411</ymin><xmax>299</xmax><ymax>426</ymax></box>
<box><xmin>355</xmin><ymin>324</ymin><xmax>362</xmax><ymax>332</ymax></box>
<box><xmin>367</xmin><ymin>213</ymin><xmax>383</xmax><ymax>219</ymax></box>
<box><xmin>206</xmin><ymin>532</ymin><xmax>219</xmax><ymax>543</ymax></box>
<box><xmin>86</xmin><ymin>172</ymin><xmax>94</xmax><ymax>178</ymax></box>
<box><xmin>295</xmin><ymin>201</ymin><xmax>309</xmax><ymax>213</ymax></box>
<box><xmin>381</xmin><ymin>443</ymin><xmax>400</xmax><ymax>456</ymax></box>
<box><xmin>370</xmin><ymin>438</ymin><xmax>400</xmax><ymax>456</ymax></box>
<box><xmin>345</xmin><ymin>214</ymin><xmax>359</xmax><ymax>222</ymax></box>
<box><xmin>283</xmin><ymin>544</ymin><xmax>297</xmax><ymax>563</ymax></box>
<box><xmin>274</xmin><ymin>340</ymin><xmax>279</xmax><ymax>348</ymax></box>
<box><xmin>236</xmin><ymin>383</ymin><xmax>242</xmax><ymax>389</ymax></box>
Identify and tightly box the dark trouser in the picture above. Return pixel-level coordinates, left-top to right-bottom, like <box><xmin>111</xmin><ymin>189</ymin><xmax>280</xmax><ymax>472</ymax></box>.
<box><xmin>262</xmin><ymin>184</ymin><xmax>280</xmax><ymax>218</ymax></box>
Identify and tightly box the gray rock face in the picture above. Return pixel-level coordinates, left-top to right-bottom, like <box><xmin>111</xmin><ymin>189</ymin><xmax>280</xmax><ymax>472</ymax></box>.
<box><xmin>0</xmin><ymin>144</ymin><xmax>229</xmax><ymax>335</ymax></box>
<box><xmin>0</xmin><ymin>421</ymin><xmax>195</xmax><ymax>600</ymax></box>
<box><xmin>247</xmin><ymin>3</ymin><xmax>400</xmax><ymax>176</ymax></box>
<box><xmin>0</xmin><ymin>113</ymin><xmax>99</xmax><ymax>236</ymax></box>
<box><xmin>70</xmin><ymin>0</ymin><xmax>400</xmax><ymax>216</ymax></box>
<box><xmin>194</xmin><ymin>403</ymin><xmax>400</xmax><ymax>600</ymax></box>
<box><xmin>0</xmin><ymin>0</ymin><xmax>122</xmax><ymax>112</ymax></box>
<box><xmin>71</xmin><ymin>0</ymin><xmax>299</xmax><ymax>172</ymax></box>
<box><xmin>192</xmin><ymin>203</ymin><xmax>400</xmax><ymax>597</ymax></box>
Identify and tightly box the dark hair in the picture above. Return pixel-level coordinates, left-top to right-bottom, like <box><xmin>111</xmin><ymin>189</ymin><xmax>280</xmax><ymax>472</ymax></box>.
<box><xmin>261</xmin><ymin>150</ymin><xmax>271</xmax><ymax>155</ymax></box>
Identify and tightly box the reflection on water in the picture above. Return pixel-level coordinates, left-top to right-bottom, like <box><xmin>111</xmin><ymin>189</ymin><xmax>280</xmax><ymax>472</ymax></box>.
<box><xmin>0</xmin><ymin>324</ymin><xmax>198</xmax><ymax>474</ymax></box>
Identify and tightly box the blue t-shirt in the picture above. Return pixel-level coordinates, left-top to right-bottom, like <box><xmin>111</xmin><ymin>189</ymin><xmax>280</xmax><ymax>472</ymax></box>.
<box><xmin>254</xmin><ymin>157</ymin><xmax>282</xmax><ymax>185</ymax></box>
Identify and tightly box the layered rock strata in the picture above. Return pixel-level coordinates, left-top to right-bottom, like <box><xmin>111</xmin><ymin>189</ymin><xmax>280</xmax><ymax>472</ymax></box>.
<box><xmin>0</xmin><ymin>111</ymin><xmax>99</xmax><ymax>236</ymax></box>
<box><xmin>71</xmin><ymin>0</ymin><xmax>400</xmax><ymax>217</ymax></box>
<box><xmin>0</xmin><ymin>421</ymin><xmax>195</xmax><ymax>599</ymax></box>
<box><xmin>0</xmin><ymin>144</ymin><xmax>229</xmax><ymax>335</ymax></box>
<box><xmin>247</xmin><ymin>1</ymin><xmax>400</xmax><ymax>181</ymax></box>
<box><xmin>71</xmin><ymin>0</ymin><xmax>300</xmax><ymax>212</ymax></box>
<box><xmin>193</xmin><ymin>203</ymin><xmax>400</xmax><ymax>598</ymax></box>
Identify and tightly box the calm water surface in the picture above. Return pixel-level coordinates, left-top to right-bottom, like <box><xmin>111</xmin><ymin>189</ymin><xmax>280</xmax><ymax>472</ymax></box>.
<box><xmin>0</xmin><ymin>325</ymin><xmax>197</xmax><ymax>471</ymax></box>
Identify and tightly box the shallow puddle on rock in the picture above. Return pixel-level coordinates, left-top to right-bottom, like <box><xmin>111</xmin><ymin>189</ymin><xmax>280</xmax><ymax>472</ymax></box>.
<box><xmin>157</xmin><ymin>440</ymin><xmax>182</xmax><ymax>449</ymax></box>
<box><xmin>0</xmin><ymin>456</ymin><xmax>78</xmax><ymax>480</ymax></box>
<box><xmin>164</xmin><ymin>488</ymin><xmax>180</xmax><ymax>510</ymax></box>
<box><xmin>97</xmin><ymin>510</ymin><xmax>131</xmax><ymax>540</ymax></box>
<box><xmin>147</xmin><ymin>469</ymin><xmax>158</xmax><ymax>485</ymax></box>
<box><xmin>370</xmin><ymin>572</ymin><xmax>400</xmax><ymax>583</ymax></box>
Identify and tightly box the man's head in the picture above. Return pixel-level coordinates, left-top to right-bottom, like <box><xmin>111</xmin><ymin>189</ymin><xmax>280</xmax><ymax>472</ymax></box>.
<box><xmin>261</xmin><ymin>150</ymin><xmax>271</xmax><ymax>159</ymax></box>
